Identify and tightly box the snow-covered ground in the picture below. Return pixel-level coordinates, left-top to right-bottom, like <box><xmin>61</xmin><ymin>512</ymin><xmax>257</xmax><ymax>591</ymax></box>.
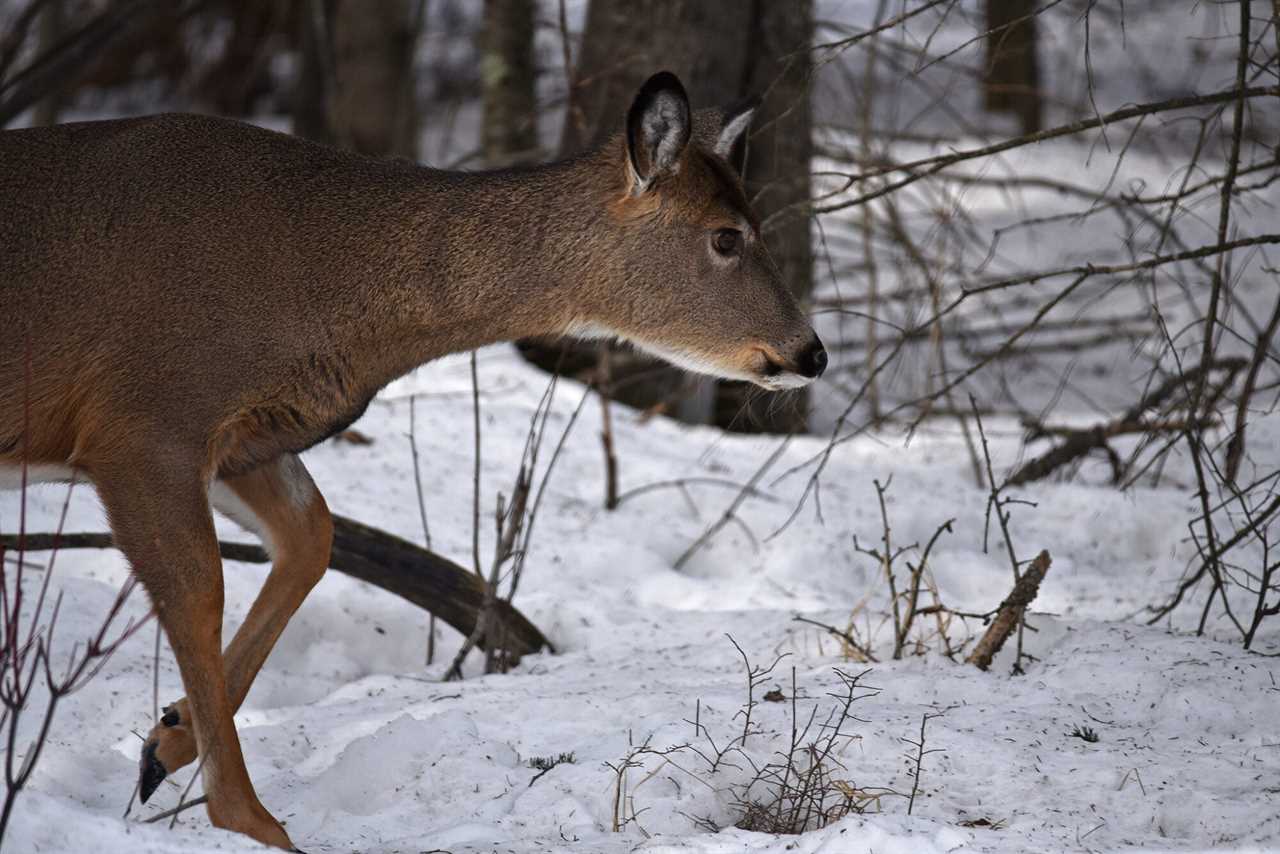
<box><xmin>3</xmin><ymin>344</ymin><xmax>1277</xmax><ymax>854</ymax></box>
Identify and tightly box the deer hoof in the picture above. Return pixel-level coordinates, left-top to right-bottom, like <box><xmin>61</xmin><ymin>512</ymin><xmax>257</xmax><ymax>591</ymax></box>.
<box><xmin>138</xmin><ymin>741</ymin><xmax>168</xmax><ymax>803</ymax></box>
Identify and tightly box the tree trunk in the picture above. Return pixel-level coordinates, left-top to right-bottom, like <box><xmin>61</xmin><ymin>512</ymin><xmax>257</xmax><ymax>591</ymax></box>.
<box><xmin>297</xmin><ymin>0</ymin><xmax>421</xmax><ymax>158</ymax></box>
<box><xmin>712</xmin><ymin>0</ymin><xmax>814</xmax><ymax>434</ymax></box>
<box><xmin>32</xmin><ymin>0</ymin><xmax>66</xmax><ymax>126</ymax></box>
<box><xmin>560</xmin><ymin>0</ymin><xmax>750</xmax><ymax>153</ymax></box>
<box><xmin>983</xmin><ymin>0</ymin><xmax>1042</xmax><ymax>134</ymax></box>
<box><xmin>329</xmin><ymin>0</ymin><xmax>420</xmax><ymax>157</ymax></box>
<box><xmin>195</xmin><ymin>0</ymin><xmax>293</xmax><ymax>117</ymax></box>
<box><xmin>294</xmin><ymin>0</ymin><xmax>334</xmax><ymax>145</ymax></box>
<box><xmin>480</xmin><ymin>0</ymin><xmax>538</xmax><ymax>168</ymax></box>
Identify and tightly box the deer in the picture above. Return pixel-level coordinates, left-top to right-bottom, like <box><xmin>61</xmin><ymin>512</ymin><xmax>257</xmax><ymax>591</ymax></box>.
<box><xmin>0</xmin><ymin>71</ymin><xmax>826</xmax><ymax>849</ymax></box>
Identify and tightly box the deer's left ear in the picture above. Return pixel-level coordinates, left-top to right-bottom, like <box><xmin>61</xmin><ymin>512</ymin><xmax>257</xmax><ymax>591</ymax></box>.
<box><xmin>714</xmin><ymin>97</ymin><xmax>759</xmax><ymax>175</ymax></box>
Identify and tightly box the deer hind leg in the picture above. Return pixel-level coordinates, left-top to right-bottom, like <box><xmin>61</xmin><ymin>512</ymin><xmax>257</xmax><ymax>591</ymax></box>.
<box><xmin>140</xmin><ymin>454</ymin><xmax>331</xmax><ymax>801</ymax></box>
<box><xmin>93</xmin><ymin>453</ymin><xmax>292</xmax><ymax>849</ymax></box>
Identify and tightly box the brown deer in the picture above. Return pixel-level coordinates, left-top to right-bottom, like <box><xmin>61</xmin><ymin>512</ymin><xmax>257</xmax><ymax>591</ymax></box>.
<box><xmin>0</xmin><ymin>71</ymin><xmax>825</xmax><ymax>849</ymax></box>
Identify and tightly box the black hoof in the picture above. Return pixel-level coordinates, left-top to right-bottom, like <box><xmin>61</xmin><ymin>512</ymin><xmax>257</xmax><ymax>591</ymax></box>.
<box><xmin>138</xmin><ymin>741</ymin><xmax>168</xmax><ymax>803</ymax></box>
<box><xmin>160</xmin><ymin>706</ymin><xmax>180</xmax><ymax>727</ymax></box>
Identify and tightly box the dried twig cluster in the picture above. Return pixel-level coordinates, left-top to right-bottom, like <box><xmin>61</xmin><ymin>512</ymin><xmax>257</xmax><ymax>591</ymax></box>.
<box><xmin>447</xmin><ymin>368</ymin><xmax>589</xmax><ymax>679</ymax></box>
<box><xmin>605</xmin><ymin>640</ymin><xmax>940</xmax><ymax>837</ymax></box>
<box><xmin>0</xmin><ymin>466</ymin><xmax>147</xmax><ymax>843</ymax></box>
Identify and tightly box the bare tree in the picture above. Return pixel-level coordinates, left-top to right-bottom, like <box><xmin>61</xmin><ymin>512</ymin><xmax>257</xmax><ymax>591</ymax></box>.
<box><xmin>713</xmin><ymin>0</ymin><xmax>814</xmax><ymax>434</ymax></box>
<box><xmin>983</xmin><ymin>0</ymin><xmax>1042</xmax><ymax>133</ymax></box>
<box><xmin>194</xmin><ymin>0</ymin><xmax>294</xmax><ymax>117</ymax></box>
<box><xmin>328</xmin><ymin>0</ymin><xmax>421</xmax><ymax>157</ymax></box>
<box><xmin>295</xmin><ymin>0</ymin><xmax>422</xmax><ymax>158</ymax></box>
<box><xmin>30</xmin><ymin>0</ymin><xmax>64</xmax><ymax>125</ymax></box>
<box><xmin>480</xmin><ymin>0</ymin><xmax>538</xmax><ymax>168</ymax></box>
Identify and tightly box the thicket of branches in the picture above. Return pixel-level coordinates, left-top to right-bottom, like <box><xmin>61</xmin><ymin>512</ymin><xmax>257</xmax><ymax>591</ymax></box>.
<box><xmin>790</xmin><ymin>0</ymin><xmax>1280</xmax><ymax>648</ymax></box>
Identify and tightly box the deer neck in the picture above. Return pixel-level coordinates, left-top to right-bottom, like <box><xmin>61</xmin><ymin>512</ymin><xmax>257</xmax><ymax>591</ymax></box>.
<box><xmin>338</xmin><ymin>149</ymin><xmax>619</xmax><ymax>391</ymax></box>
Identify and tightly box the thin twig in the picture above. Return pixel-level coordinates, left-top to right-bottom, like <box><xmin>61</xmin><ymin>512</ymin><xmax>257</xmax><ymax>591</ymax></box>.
<box><xmin>905</xmin><ymin>712</ymin><xmax>943</xmax><ymax>815</ymax></box>
<box><xmin>675</xmin><ymin>440</ymin><xmax>789</xmax><ymax>571</ymax></box>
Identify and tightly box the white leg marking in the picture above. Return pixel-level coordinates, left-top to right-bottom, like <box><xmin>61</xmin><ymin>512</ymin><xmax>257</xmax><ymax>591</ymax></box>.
<box><xmin>277</xmin><ymin>454</ymin><xmax>317</xmax><ymax>512</ymax></box>
<box><xmin>208</xmin><ymin>455</ymin><xmax>318</xmax><ymax>559</ymax></box>
<box><xmin>209</xmin><ymin>479</ymin><xmax>277</xmax><ymax>558</ymax></box>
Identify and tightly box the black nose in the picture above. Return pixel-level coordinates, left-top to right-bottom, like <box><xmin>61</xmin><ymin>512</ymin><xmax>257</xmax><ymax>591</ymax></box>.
<box><xmin>798</xmin><ymin>336</ymin><xmax>827</xmax><ymax>378</ymax></box>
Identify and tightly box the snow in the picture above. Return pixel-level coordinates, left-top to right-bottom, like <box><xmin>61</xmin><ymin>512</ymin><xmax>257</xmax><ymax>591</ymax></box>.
<box><xmin>3</xmin><ymin>344</ymin><xmax>1277</xmax><ymax>854</ymax></box>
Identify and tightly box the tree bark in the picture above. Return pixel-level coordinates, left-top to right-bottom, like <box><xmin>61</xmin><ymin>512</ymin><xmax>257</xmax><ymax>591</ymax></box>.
<box><xmin>966</xmin><ymin>550</ymin><xmax>1051</xmax><ymax>670</ymax></box>
<box><xmin>712</xmin><ymin>0</ymin><xmax>814</xmax><ymax>434</ymax></box>
<box><xmin>194</xmin><ymin>0</ymin><xmax>293</xmax><ymax>117</ymax></box>
<box><xmin>328</xmin><ymin>0</ymin><xmax>420</xmax><ymax>157</ymax></box>
<box><xmin>294</xmin><ymin>0</ymin><xmax>334</xmax><ymax>145</ymax></box>
<box><xmin>32</xmin><ymin>0</ymin><xmax>66</xmax><ymax>126</ymax></box>
<box><xmin>560</xmin><ymin>0</ymin><xmax>749</xmax><ymax>153</ymax></box>
<box><xmin>480</xmin><ymin>0</ymin><xmax>538</xmax><ymax>168</ymax></box>
<box><xmin>983</xmin><ymin>0</ymin><xmax>1042</xmax><ymax>134</ymax></box>
<box><xmin>296</xmin><ymin>0</ymin><xmax>420</xmax><ymax>157</ymax></box>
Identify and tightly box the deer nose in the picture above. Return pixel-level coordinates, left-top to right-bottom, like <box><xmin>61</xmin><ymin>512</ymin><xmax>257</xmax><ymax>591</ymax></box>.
<box><xmin>798</xmin><ymin>335</ymin><xmax>827</xmax><ymax>379</ymax></box>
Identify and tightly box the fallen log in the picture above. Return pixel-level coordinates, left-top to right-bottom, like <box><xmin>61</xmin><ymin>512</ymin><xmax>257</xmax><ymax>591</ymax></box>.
<box><xmin>0</xmin><ymin>512</ymin><xmax>553</xmax><ymax>660</ymax></box>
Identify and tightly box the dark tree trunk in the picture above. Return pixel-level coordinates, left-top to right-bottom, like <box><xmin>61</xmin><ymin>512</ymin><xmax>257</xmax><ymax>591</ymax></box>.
<box><xmin>526</xmin><ymin>0</ymin><xmax>817</xmax><ymax>429</ymax></box>
<box><xmin>983</xmin><ymin>0</ymin><xmax>1042</xmax><ymax>134</ymax></box>
<box><xmin>561</xmin><ymin>0</ymin><xmax>750</xmax><ymax>153</ymax></box>
<box><xmin>480</xmin><ymin>0</ymin><xmax>538</xmax><ymax>168</ymax></box>
<box><xmin>328</xmin><ymin>0</ymin><xmax>420</xmax><ymax>157</ymax></box>
<box><xmin>32</xmin><ymin>0</ymin><xmax>66</xmax><ymax>126</ymax></box>
<box><xmin>713</xmin><ymin>0</ymin><xmax>814</xmax><ymax>434</ymax></box>
<box><xmin>294</xmin><ymin>0</ymin><xmax>334</xmax><ymax>145</ymax></box>
<box><xmin>295</xmin><ymin>0</ymin><xmax>421</xmax><ymax>158</ymax></box>
<box><xmin>194</xmin><ymin>0</ymin><xmax>293</xmax><ymax>117</ymax></box>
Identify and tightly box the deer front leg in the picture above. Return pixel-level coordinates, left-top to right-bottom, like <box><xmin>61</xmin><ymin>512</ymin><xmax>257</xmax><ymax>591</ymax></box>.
<box><xmin>140</xmin><ymin>455</ymin><xmax>331</xmax><ymax>808</ymax></box>
<box><xmin>95</xmin><ymin>454</ymin><xmax>294</xmax><ymax>850</ymax></box>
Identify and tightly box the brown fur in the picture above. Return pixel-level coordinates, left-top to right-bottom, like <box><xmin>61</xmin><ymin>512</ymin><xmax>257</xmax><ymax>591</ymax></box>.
<box><xmin>0</xmin><ymin>83</ymin><xmax>816</xmax><ymax>848</ymax></box>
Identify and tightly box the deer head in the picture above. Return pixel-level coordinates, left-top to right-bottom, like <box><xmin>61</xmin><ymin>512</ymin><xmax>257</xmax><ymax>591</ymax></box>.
<box><xmin>567</xmin><ymin>71</ymin><xmax>826</xmax><ymax>391</ymax></box>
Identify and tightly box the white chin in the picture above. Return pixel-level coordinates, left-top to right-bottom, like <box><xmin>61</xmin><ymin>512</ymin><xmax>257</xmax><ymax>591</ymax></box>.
<box><xmin>563</xmin><ymin>324</ymin><xmax>814</xmax><ymax>390</ymax></box>
<box><xmin>755</xmin><ymin>373</ymin><xmax>815</xmax><ymax>391</ymax></box>
<box><xmin>620</xmin><ymin>337</ymin><xmax>759</xmax><ymax>383</ymax></box>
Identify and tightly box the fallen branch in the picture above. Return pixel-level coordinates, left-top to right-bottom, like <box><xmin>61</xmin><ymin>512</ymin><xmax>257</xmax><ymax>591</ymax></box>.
<box><xmin>1010</xmin><ymin>418</ymin><xmax>1213</xmax><ymax>486</ymax></box>
<box><xmin>792</xmin><ymin>614</ymin><xmax>877</xmax><ymax>663</ymax></box>
<box><xmin>965</xmin><ymin>550</ymin><xmax>1052</xmax><ymax>671</ymax></box>
<box><xmin>2</xmin><ymin>512</ymin><xmax>553</xmax><ymax>661</ymax></box>
<box><xmin>1007</xmin><ymin>358</ymin><xmax>1247</xmax><ymax>487</ymax></box>
<box><xmin>676</xmin><ymin>440</ymin><xmax>789</xmax><ymax>571</ymax></box>
<box><xmin>142</xmin><ymin>794</ymin><xmax>207</xmax><ymax>824</ymax></box>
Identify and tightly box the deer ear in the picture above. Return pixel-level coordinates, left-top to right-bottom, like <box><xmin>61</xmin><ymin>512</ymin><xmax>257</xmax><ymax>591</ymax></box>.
<box><xmin>714</xmin><ymin>97</ymin><xmax>759</xmax><ymax>175</ymax></box>
<box><xmin>626</xmin><ymin>71</ymin><xmax>691</xmax><ymax>194</ymax></box>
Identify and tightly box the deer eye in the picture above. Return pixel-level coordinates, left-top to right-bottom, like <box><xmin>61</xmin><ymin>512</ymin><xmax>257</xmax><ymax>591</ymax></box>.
<box><xmin>713</xmin><ymin>228</ymin><xmax>741</xmax><ymax>256</ymax></box>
